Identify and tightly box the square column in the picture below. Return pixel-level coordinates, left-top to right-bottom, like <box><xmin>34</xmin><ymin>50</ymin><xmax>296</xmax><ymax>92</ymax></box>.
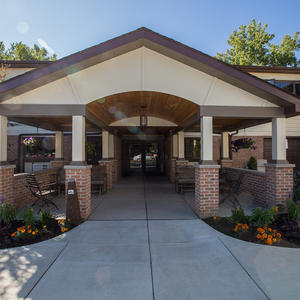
<box><xmin>201</xmin><ymin>116</ymin><xmax>213</xmax><ymax>164</ymax></box>
<box><xmin>265</xmin><ymin>118</ymin><xmax>294</xmax><ymax>207</ymax></box>
<box><xmin>192</xmin><ymin>116</ymin><xmax>220</xmax><ymax>218</ymax></box>
<box><xmin>272</xmin><ymin>118</ymin><xmax>287</xmax><ymax>163</ymax></box>
<box><xmin>220</xmin><ymin>132</ymin><xmax>233</xmax><ymax>167</ymax></box>
<box><xmin>55</xmin><ymin>131</ymin><xmax>64</xmax><ymax>160</ymax></box>
<box><xmin>172</xmin><ymin>134</ymin><xmax>178</xmax><ymax>158</ymax></box>
<box><xmin>72</xmin><ymin>116</ymin><xmax>86</xmax><ymax>164</ymax></box>
<box><xmin>177</xmin><ymin>131</ymin><xmax>185</xmax><ymax>159</ymax></box>
<box><xmin>108</xmin><ymin>133</ymin><xmax>114</xmax><ymax>159</ymax></box>
<box><xmin>102</xmin><ymin>130</ymin><xmax>109</xmax><ymax>159</ymax></box>
<box><xmin>0</xmin><ymin>115</ymin><xmax>7</xmax><ymax>163</ymax></box>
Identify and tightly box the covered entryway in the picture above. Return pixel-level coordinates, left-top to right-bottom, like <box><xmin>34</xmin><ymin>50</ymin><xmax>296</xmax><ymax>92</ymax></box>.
<box><xmin>0</xmin><ymin>27</ymin><xmax>299</xmax><ymax>219</ymax></box>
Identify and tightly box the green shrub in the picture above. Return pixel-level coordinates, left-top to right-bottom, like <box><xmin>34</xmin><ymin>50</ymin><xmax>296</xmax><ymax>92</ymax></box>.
<box><xmin>0</xmin><ymin>203</ymin><xmax>17</xmax><ymax>227</ymax></box>
<box><xmin>20</xmin><ymin>205</ymin><xmax>35</xmax><ymax>227</ymax></box>
<box><xmin>39</xmin><ymin>210</ymin><xmax>56</xmax><ymax>227</ymax></box>
<box><xmin>287</xmin><ymin>200</ymin><xmax>300</xmax><ymax>222</ymax></box>
<box><xmin>247</xmin><ymin>156</ymin><xmax>257</xmax><ymax>170</ymax></box>
<box><xmin>228</xmin><ymin>206</ymin><xmax>249</xmax><ymax>224</ymax></box>
<box><xmin>250</xmin><ymin>207</ymin><xmax>277</xmax><ymax>227</ymax></box>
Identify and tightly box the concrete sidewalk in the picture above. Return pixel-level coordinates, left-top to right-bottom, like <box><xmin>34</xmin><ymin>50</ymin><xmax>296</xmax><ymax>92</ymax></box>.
<box><xmin>1</xmin><ymin>176</ymin><xmax>300</xmax><ymax>299</ymax></box>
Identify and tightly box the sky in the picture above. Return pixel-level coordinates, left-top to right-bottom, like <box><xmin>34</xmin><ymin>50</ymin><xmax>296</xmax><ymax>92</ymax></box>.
<box><xmin>0</xmin><ymin>0</ymin><xmax>299</xmax><ymax>59</ymax></box>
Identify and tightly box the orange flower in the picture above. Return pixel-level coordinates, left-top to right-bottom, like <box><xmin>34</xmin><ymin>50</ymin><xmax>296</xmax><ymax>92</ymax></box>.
<box><xmin>273</xmin><ymin>238</ymin><xmax>277</xmax><ymax>243</ymax></box>
<box><xmin>268</xmin><ymin>228</ymin><xmax>272</xmax><ymax>232</ymax></box>
<box><xmin>273</xmin><ymin>229</ymin><xmax>277</xmax><ymax>233</ymax></box>
<box><xmin>256</xmin><ymin>234</ymin><xmax>261</xmax><ymax>239</ymax></box>
<box><xmin>277</xmin><ymin>233</ymin><xmax>282</xmax><ymax>239</ymax></box>
<box><xmin>263</xmin><ymin>226</ymin><xmax>267</xmax><ymax>230</ymax></box>
<box><xmin>266</xmin><ymin>238</ymin><xmax>273</xmax><ymax>245</ymax></box>
<box><xmin>213</xmin><ymin>217</ymin><xmax>217</xmax><ymax>220</ymax></box>
<box><xmin>11</xmin><ymin>232</ymin><xmax>16</xmax><ymax>237</ymax></box>
<box><xmin>262</xmin><ymin>233</ymin><xmax>267</xmax><ymax>239</ymax></box>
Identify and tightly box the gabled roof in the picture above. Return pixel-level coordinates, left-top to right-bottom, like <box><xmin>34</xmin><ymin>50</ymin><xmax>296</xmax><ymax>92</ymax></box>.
<box><xmin>0</xmin><ymin>60</ymin><xmax>51</xmax><ymax>68</ymax></box>
<box><xmin>234</xmin><ymin>65</ymin><xmax>300</xmax><ymax>74</ymax></box>
<box><xmin>0</xmin><ymin>27</ymin><xmax>299</xmax><ymax>114</ymax></box>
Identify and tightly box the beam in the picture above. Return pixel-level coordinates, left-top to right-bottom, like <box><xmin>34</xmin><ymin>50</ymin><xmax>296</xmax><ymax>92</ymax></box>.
<box><xmin>8</xmin><ymin>117</ymin><xmax>62</xmax><ymax>131</ymax></box>
<box><xmin>199</xmin><ymin>106</ymin><xmax>284</xmax><ymax>118</ymax></box>
<box><xmin>218</xmin><ymin>118</ymin><xmax>271</xmax><ymax>133</ymax></box>
<box><xmin>85</xmin><ymin>110</ymin><xmax>115</xmax><ymax>135</ymax></box>
<box><xmin>171</xmin><ymin>110</ymin><xmax>200</xmax><ymax>135</ymax></box>
<box><xmin>0</xmin><ymin>104</ymin><xmax>87</xmax><ymax>116</ymax></box>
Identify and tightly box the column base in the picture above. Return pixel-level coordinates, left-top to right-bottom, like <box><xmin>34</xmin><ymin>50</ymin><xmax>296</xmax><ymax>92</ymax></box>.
<box><xmin>0</xmin><ymin>165</ymin><xmax>16</xmax><ymax>204</ymax></box>
<box><xmin>265</xmin><ymin>163</ymin><xmax>295</xmax><ymax>207</ymax></box>
<box><xmin>99</xmin><ymin>160</ymin><xmax>113</xmax><ymax>190</ymax></box>
<box><xmin>193</xmin><ymin>164</ymin><xmax>220</xmax><ymax>218</ymax></box>
<box><xmin>64</xmin><ymin>165</ymin><xmax>92</xmax><ymax>219</ymax></box>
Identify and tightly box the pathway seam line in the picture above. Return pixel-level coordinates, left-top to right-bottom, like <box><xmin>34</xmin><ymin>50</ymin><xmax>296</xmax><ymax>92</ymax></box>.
<box><xmin>144</xmin><ymin>176</ymin><xmax>156</xmax><ymax>300</ymax></box>
<box><xmin>218</xmin><ymin>236</ymin><xmax>271</xmax><ymax>300</ymax></box>
<box><xmin>24</xmin><ymin>240</ymin><xmax>69</xmax><ymax>299</ymax></box>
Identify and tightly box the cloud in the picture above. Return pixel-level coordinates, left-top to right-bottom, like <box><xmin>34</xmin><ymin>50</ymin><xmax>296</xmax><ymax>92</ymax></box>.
<box><xmin>37</xmin><ymin>39</ymin><xmax>54</xmax><ymax>55</ymax></box>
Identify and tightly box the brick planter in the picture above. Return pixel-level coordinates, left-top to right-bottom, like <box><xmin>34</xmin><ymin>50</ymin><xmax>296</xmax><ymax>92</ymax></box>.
<box><xmin>193</xmin><ymin>164</ymin><xmax>220</xmax><ymax>218</ymax></box>
<box><xmin>0</xmin><ymin>165</ymin><xmax>15</xmax><ymax>204</ymax></box>
<box><xmin>99</xmin><ymin>160</ymin><xmax>113</xmax><ymax>190</ymax></box>
<box><xmin>64</xmin><ymin>165</ymin><xmax>92</xmax><ymax>219</ymax></box>
<box><xmin>265</xmin><ymin>163</ymin><xmax>295</xmax><ymax>207</ymax></box>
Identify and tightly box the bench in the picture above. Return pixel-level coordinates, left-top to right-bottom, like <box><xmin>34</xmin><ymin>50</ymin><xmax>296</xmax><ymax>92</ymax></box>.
<box><xmin>175</xmin><ymin>166</ymin><xmax>195</xmax><ymax>194</ymax></box>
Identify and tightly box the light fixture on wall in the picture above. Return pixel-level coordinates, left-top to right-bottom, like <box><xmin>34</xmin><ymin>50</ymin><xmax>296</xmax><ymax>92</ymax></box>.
<box><xmin>140</xmin><ymin>105</ymin><xmax>147</xmax><ymax>127</ymax></box>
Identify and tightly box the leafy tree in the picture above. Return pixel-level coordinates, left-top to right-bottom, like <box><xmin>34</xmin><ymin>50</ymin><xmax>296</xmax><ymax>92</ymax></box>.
<box><xmin>0</xmin><ymin>41</ymin><xmax>56</xmax><ymax>61</ymax></box>
<box><xmin>217</xmin><ymin>19</ymin><xmax>300</xmax><ymax>66</ymax></box>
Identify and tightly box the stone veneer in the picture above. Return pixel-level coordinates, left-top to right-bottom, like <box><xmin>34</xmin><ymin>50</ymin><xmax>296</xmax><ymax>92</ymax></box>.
<box><xmin>0</xmin><ymin>165</ymin><xmax>15</xmax><ymax>204</ymax></box>
<box><xmin>193</xmin><ymin>164</ymin><xmax>220</xmax><ymax>218</ymax></box>
<box><xmin>65</xmin><ymin>165</ymin><xmax>92</xmax><ymax>219</ymax></box>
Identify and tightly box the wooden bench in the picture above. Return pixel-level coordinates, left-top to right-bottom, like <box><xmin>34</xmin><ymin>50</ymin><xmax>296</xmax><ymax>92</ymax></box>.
<box><xmin>175</xmin><ymin>166</ymin><xmax>195</xmax><ymax>194</ymax></box>
<box><xmin>91</xmin><ymin>165</ymin><xmax>107</xmax><ymax>194</ymax></box>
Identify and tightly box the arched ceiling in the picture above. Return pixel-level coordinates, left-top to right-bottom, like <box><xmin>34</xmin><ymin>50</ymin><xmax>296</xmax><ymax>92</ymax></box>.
<box><xmin>87</xmin><ymin>91</ymin><xmax>199</xmax><ymax>126</ymax></box>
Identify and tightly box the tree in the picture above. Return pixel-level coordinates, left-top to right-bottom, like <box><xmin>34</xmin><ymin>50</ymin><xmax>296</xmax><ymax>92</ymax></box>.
<box><xmin>216</xmin><ymin>19</ymin><xmax>300</xmax><ymax>66</ymax></box>
<box><xmin>0</xmin><ymin>41</ymin><xmax>56</xmax><ymax>61</ymax></box>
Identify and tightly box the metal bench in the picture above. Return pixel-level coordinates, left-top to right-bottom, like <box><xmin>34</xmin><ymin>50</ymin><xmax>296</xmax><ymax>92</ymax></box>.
<box><xmin>26</xmin><ymin>173</ymin><xmax>58</xmax><ymax>210</ymax></box>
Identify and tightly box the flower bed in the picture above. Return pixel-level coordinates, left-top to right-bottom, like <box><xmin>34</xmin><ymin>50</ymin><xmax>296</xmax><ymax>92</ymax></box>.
<box><xmin>205</xmin><ymin>203</ymin><xmax>300</xmax><ymax>248</ymax></box>
<box><xmin>0</xmin><ymin>203</ymin><xmax>76</xmax><ymax>249</ymax></box>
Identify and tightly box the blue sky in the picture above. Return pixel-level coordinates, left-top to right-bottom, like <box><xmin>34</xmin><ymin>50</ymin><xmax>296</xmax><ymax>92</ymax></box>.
<box><xmin>1</xmin><ymin>0</ymin><xmax>299</xmax><ymax>59</ymax></box>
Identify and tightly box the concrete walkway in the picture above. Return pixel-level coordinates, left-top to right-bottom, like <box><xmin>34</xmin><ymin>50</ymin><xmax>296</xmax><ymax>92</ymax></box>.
<box><xmin>1</xmin><ymin>176</ymin><xmax>300</xmax><ymax>299</ymax></box>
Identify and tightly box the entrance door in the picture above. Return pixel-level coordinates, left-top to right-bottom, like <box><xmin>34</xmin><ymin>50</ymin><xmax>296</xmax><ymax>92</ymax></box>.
<box><xmin>123</xmin><ymin>140</ymin><xmax>163</xmax><ymax>175</ymax></box>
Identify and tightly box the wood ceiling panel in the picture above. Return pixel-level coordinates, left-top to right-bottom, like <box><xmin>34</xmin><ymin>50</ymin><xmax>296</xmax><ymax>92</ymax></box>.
<box><xmin>87</xmin><ymin>91</ymin><xmax>198</xmax><ymax>126</ymax></box>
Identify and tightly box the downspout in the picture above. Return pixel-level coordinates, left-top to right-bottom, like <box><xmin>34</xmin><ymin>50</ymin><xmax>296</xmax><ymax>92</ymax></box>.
<box><xmin>229</xmin><ymin>130</ymin><xmax>239</xmax><ymax>160</ymax></box>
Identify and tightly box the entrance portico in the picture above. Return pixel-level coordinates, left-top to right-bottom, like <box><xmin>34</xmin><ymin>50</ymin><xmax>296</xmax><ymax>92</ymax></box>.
<box><xmin>0</xmin><ymin>27</ymin><xmax>299</xmax><ymax>218</ymax></box>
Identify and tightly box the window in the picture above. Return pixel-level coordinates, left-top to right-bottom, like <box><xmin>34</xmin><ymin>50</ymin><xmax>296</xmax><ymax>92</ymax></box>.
<box><xmin>267</xmin><ymin>80</ymin><xmax>300</xmax><ymax>97</ymax></box>
<box><xmin>184</xmin><ymin>138</ymin><xmax>200</xmax><ymax>161</ymax></box>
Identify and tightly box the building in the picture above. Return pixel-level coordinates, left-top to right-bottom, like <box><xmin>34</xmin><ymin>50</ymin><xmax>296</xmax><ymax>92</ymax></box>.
<box><xmin>0</xmin><ymin>27</ymin><xmax>299</xmax><ymax>218</ymax></box>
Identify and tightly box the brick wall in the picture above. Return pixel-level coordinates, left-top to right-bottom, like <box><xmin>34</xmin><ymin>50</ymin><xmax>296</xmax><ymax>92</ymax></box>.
<box><xmin>222</xmin><ymin>167</ymin><xmax>266</xmax><ymax>206</ymax></box>
<box><xmin>65</xmin><ymin>165</ymin><xmax>91</xmax><ymax>219</ymax></box>
<box><xmin>265</xmin><ymin>164</ymin><xmax>294</xmax><ymax>207</ymax></box>
<box><xmin>191</xmin><ymin>165</ymin><xmax>220</xmax><ymax>218</ymax></box>
<box><xmin>99</xmin><ymin>160</ymin><xmax>113</xmax><ymax>190</ymax></box>
<box><xmin>0</xmin><ymin>165</ymin><xmax>15</xmax><ymax>204</ymax></box>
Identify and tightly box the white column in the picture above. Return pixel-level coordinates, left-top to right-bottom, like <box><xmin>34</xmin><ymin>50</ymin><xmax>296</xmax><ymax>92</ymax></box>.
<box><xmin>177</xmin><ymin>131</ymin><xmax>185</xmax><ymax>159</ymax></box>
<box><xmin>272</xmin><ymin>118</ymin><xmax>286</xmax><ymax>162</ymax></box>
<box><xmin>72</xmin><ymin>116</ymin><xmax>85</xmax><ymax>162</ymax></box>
<box><xmin>108</xmin><ymin>133</ymin><xmax>114</xmax><ymax>159</ymax></box>
<box><xmin>102</xmin><ymin>130</ymin><xmax>109</xmax><ymax>159</ymax></box>
<box><xmin>172</xmin><ymin>134</ymin><xmax>178</xmax><ymax>158</ymax></box>
<box><xmin>0</xmin><ymin>116</ymin><xmax>7</xmax><ymax>162</ymax></box>
<box><xmin>201</xmin><ymin>116</ymin><xmax>213</xmax><ymax>163</ymax></box>
<box><xmin>221</xmin><ymin>132</ymin><xmax>230</xmax><ymax>159</ymax></box>
<box><xmin>55</xmin><ymin>131</ymin><xmax>64</xmax><ymax>159</ymax></box>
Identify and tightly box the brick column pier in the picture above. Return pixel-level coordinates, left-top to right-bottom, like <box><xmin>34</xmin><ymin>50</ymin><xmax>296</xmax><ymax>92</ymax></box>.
<box><xmin>169</xmin><ymin>159</ymin><xmax>176</xmax><ymax>183</ymax></box>
<box><xmin>99</xmin><ymin>160</ymin><xmax>113</xmax><ymax>190</ymax></box>
<box><xmin>64</xmin><ymin>165</ymin><xmax>92</xmax><ymax>219</ymax></box>
<box><xmin>194</xmin><ymin>164</ymin><xmax>220</xmax><ymax>218</ymax></box>
<box><xmin>265</xmin><ymin>163</ymin><xmax>295</xmax><ymax>207</ymax></box>
<box><xmin>0</xmin><ymin>165</ymin><xmax>15</xmax><ymax>204</ymax></box>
